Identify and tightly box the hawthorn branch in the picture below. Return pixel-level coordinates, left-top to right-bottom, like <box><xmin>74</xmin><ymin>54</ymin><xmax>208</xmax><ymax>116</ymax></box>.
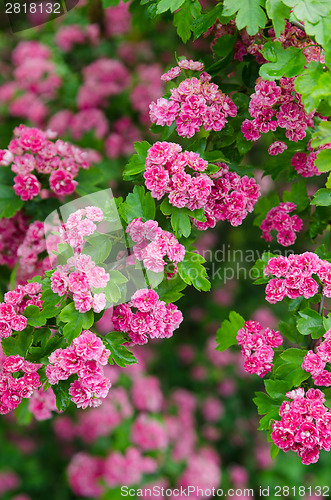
<box><xmin>291</xmin><ymin>20</ymin><xmax>305</xmax><ymax>32</ymax></box>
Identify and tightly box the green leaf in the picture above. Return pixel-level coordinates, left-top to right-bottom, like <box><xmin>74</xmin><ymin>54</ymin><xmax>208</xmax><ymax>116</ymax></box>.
<box><xmin>213</xmin><ymin>35</ymin><xmax>236</xmax><ymax>59</ymax></box>
<box><xmin>192</xmin><ymin>4</ymin><xmax>223</xmax><ymax>39</ymax></box>
<box><xmin>23</xmin><ymin>305</ymin><xmax>46</xmax><ymax>328</ymax></box>
<box><xmin>2</xmin><ymin>328</ymin><xmax>34</xmax><ymax>358</ymax></box>
<box><xmin>294</xmin><ymin>62</ymin><xmax>327</xmax><ymax>113</ymax></box>
<box><xmin>123</xmin><ymin>141</ymin><xmax>151</xmax><ymax>180</ymax></box>
<box><xmin>282</xmin><ymin>0</ymin><xmax>330</xmax><ymax>24</ymax></box>
<box><xmin>216</xmin><ymin>311</ymin><xmax>245</xmax><ymax>351</ymax></box>
<box><xmin>253</xmin><ymin>193</ymin><xmax>280</xmax><ymax>227</ymax></box>
<box><xmin>258</xmin><ymin>409</ymin><xmax>281</xmax><ymax>431</ymax></box>
<box><xmin>260</xmin><ymin>42</ymin><xmax>306</xmax><ymax>80</ymax></box>
<box><xmin>60</xmin><ymin>303</ymin><xmax>94</xmax><ymax>344</ymax></box>
<box><xmin>315</xmin><ymin>149</ymin><xmax>331</xmax><ymax>173</ymax></box>
<box><xmin>156</xmin><ymin>0</ymin><xmax>185</xmax><ymax>14</ymax></box>
<box><xmin>266</xmin><ymin>0</ymin><xmax>291</xmax><ymax>37</ymax></box>
<box><xmin>15</xmin><ymin>397</ymin><xmax>32</xmax><ymax>425</ymax></box>
<box><xmin>223</xmin><ymin>0</ymin><xmax>266</xmax><ymax>35</ymax></box>
<box><xmin>311</xmin><ymin>121</ymin><xmax>331</xmax><ymax>148</ymax></box>
<box><xmin>253</xmin><ymin>391</ymin><xmax>281</xmax><ymax>415</ymax></box>
<box><xmin>297</xmin><ymin>308</ymin><xmax>324</xmax><ymax>338</ymax></box>
<box><xmin>52</xmin><ymin>378</ymin><xmax>72</xmax><ymax>411</ymax></box>
<box><xmin>270</xmin><ymin>442</ymin><xmax>280</xmax><ymax>460</ymax></box>
<box><xmin>264</xmin><ymin>379</ymin><xmax>292</xmax><ymax>400</ymax></box>
<box><xmin>83</xmin><ymin>235</ymin><xmax>112</xmax><ymax>264</ymax></box>
<box><xmin>174</xmin><ymin>1</ymin><xmax>201</xmax><ymax>42</ymax></box>
<box><xmin>155</xmin><ymin>274</ymin><xmax>187</xmax><ymax>303</ymax></box>
<box><xmin>279</xmin><ymin>317</ymin><xmax>304</xmax><ymax>344</ymax></box>
<box><xmin>282</xmin><ymin>182</ymin><xmax>309</xmax><ymax>212</ymax></box>
<box><xmin>177</xmin><ymin>251</ymin><xmax>210</xmax><ymax>291</ymax></box>
<box><xmin>0</xmin><ymin>185</ymin><xmax>23</xmax><ymax>219</ymax></box>
<box><xmin>171</xmin><ymin>209</ymin><xmax>191</xmax><ymax>238</ymax></box>
<box><xmin>251</xmin><ymin>252</ymin><xmax>278</xmax><ymax>284</ymax></box>
<box><xmin>120</xmin><ymin>186</ymin><xmax>156</xmax><ymax>224</ymax></box>
<box><xmin>311</xmin><ymin>188</ymin><xmax>331</xmax><ymax>206</ymax></box>
<box><xmin>203</xmin><ymin>150</ymin><xmax>229</xmax><ymax>163</ymax></box>
<box><xmin>104</xmin><ymin>333</ymin><xmax>137</xmax><ymax>368</ymax></box>
<box><xmin>323</xmin><ymin>314</ymin><xmax>331</xmax><ymax>331</ymax></box>
<box><xmin>123</xmin><ymin>154</ymin><xmax>145</xmax><ymax>180</ymax></box>
<box><xmin>274</xmin><ymin>348</ymin><xmax>309</xmax><ymax>386</ymax></box>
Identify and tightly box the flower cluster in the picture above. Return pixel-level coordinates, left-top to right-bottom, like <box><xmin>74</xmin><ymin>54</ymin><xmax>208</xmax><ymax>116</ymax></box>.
<box><xmin>264</xmin><ymin>252</ymin><xmax>331</xmax><ymax>303</ymax></box>
<box><xmin>271</xmin><ymin>388</ymin><xmax>331</xmax><ymax>465</ymax></box>
<box><xmin>270</xmin><ymin>21</ymin><xmax>324</xmax><ymax>64</ymax></box>
<box><xmin>55</xmin><ymin>24</ymin><xmax>100</xmax><ymax>52</ymax></box>
<box><xmin>28</xmin><ymin>387</ymin><xmax>57</xmax><ymax>421</ymax></box>
<box><xmin>210</xmin><ymin>20</ymin><xmax>323</xmax><ymax>68</ymax></box>
<box><xmin>236</xmin><ymin>320</ymin><xmax>283</xmax><ymax>377</ymax></box>
<box><xmin>16</xmin><ymin>220</ymin><xmax>51</xmax><ymax>285</ymax></box>
<box><xmin>57</xmin><ymin>206</ymin><xmax>104</xmax><ymax>251</ymax></box>
<box><xmin>209</xmin><ymin>20</ymin><xmax>266</xmax><ymax>64</ymax></box>
<box><xmin>112</xmin><ymin>289</ymin><xmax>183</xmax><ymax>345</ymax></box>
<box><xmin>130</xmin><ymin>63</ymin><xmax>164</xmax><ymax>125</ymax></box>
<box><xmin>144</xmin><ymin>142</ymin><xmax>260</xmax><ymax>229</ymax></box>
<box><xmin>0</xmin><ymin>355</ymin><xmax>42</xmax><ymax>415</ymax></box>
<box><xmin>50</xmin><ymin>207</ymin><xmax>109</xmax><ymax>313</ymax></box>
<box><xmin>131</xmin><ymin>413</ymin><xmax>168</xmax><ymax>450</ymax></box>
<box><xmin>105</xmin><ymin>117</ymin><xmax>142</xmax><ymax>159</ymax></box>
<box><xmin>0</xmin><ymin>211</ymin><xmax>27</xmax><ymax>268</ymax></box>
<box><xmin>51</xmin><ymin>254</ymin><xmax>109</xmax><ymax>314</ymax></box>
<box><xmin>302</xmin><ymin>329</ymin><xmax>331</xmax><ymax>387</ymax></box>
<box><xmin>46</xmin><ymin>330</ymin><xmax>111</xmax><ymax>409</ymax></box>
<box><xmin>0</xmin><ymin>282</ymin><xmax>43</xmax><ymax>339</ymax></box>
<box><xmin>150</xmin><ymin>63</ymin><xmax>237</xmax><ymax>138</ymax></box>
<box><xmin>0</xmin><ymin>41</ymin><xmax>61</xmax><ymax>125</ymax></box>
<box><xmin>126</xmin><ymin>218</ymin><xmax>185</xmax><ymax>274</ymax></box>
<box><xmin>291</xmin><ymin>142</ymin><xmax>330</xmax><ymax>178</ymax></box>
<box><xmin>260</xmin><ymin>202</ymin><xmax>302</xmax><ymax>246</ymax></box>
<box><xmin>78</xmin><ymin>58</ymin><xmax>131</xmax><ymax>109</ymax></box>
<box><xmin>242</xmin><ymin>78</ymin><xmax>314</xmax><ymax>143</ymax></box>
<box><xmin>0</xmin><ymin>125</ymin><xmax>91</xmax><ymax>200</ymax></box>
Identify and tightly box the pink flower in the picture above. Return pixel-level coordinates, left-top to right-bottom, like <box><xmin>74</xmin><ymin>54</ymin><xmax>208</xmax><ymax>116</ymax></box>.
<box><xmin>73</xmin><ymin>331</ymin><xmax>105</xmax><ymax>362</ymax></box>
<box><xmin>49</xmin><ymin>169</ymin><xmax>77</xmax><ymax>196</ymax></box>
<box><xmin>130</xmin><ymin>289</ymin><xmax>159</xmax><ymax>312</ymax></box>
<box><xmin>149</xmin><ymin>98</ymin><xmax>180</xmax><ymax>127</ymax></box>
<box><xmin>13</xmin><ymin>174</ymin><xmax>41</xmax><ymax>201</ymax></box>
<box><xmin>73</xmin><ymin>292</ymin><xmax>94</xmax><ymax>313</ymax></box>
<box><xmin>265</xmin><ymin>278</ymin><xmax>286</xmax><ymax>304</ymax></box>
<box><xmin>51</xmin><ymin>271</ymin><xmax>69</xmax><ymax>296</ymax></box>
<box><xmin>0</xmin><ymin>321</ymin><xmax>12</xmax><ymax>338</ymax></box>
<box><xmin>68</xmin><ymin>272</ymin><xmax>90</xmax><ymax>294</ymax></box>
<box><xmin>161</xmin><ymin>66</ymin><xmax>181</xmax><ymax>81</ymax></box>
<box><xmin>268</xmin><ymin>141</ymin><xmax>287</xmax><ymax>155</ymax></box>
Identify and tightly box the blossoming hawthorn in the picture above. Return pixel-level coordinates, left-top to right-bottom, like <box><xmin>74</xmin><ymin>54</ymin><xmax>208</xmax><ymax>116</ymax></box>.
<box><xmin>112</xmin><ymin>289</ymin><xmax>183</xmax><ymax>345</ymax></box>
<box><xmin>144</xmin><ymin>142</ymin><xmax>260</xmax><ymax>228</ymax></box>
<box><xmin>150</xmin><ymin>59</ymin><xmax>237</xmax><ymax>138</ymax></box>
<box><xmin>264</xmin><ymin>253</ymin><xmax>331</xmax><ymax>303</ymax></box>
<box><xmin>260</xmin><ymin>202</ymin><xmax>303</xmax><ymax>246</ymax></box>
<box><xmin>0</xmin><ymin>283</ymin><xmax>42</xmax><ymax>339</ymax></box>
<box><xmin>0</xmin><ymin>125</ymin><xmax>90</xmax><ymax>200</ymax></box>
<box><xmin>46</xmin><ymin>330</ymin><xmax>111</xmax><ymax>409</ymax></box>
<box><xmin>0</xmin><ymin>355</ymin><xmax>42</xmax><ymax>415</ymax></box>
<box><xmin>241</xmin><ymin>77</ymin><xmax>315</xmax><ymax>143</ymax></box>
<box><xmin>302</xmin><ymin>329</ymin><xmax>331</xmax><ymax>386</ymax></box>
<box><xmin>0</xmin><ymin>0</ymin><xmax>331</xmax><ymax>475</ymax></box>
<box><xmin>271</xmin><ymin>388</ymin><xmax>331</xmax><ymax>465</ymax></box>
<box><xmin>126</xmin><ymin>218</ymin><xmax>185</xmax><ymax>275</ymax></box>
<box><xmin>237</xmin><ymin>320</ymin><xmax>283</xmax><ymax>377</ymax></box>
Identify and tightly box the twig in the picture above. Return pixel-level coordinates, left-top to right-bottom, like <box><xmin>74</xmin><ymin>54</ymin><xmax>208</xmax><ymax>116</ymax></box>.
<box><xmin>291</xmin><ymin>20</ymin><xmax>305</xmax><ymax>32</ymax></box>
